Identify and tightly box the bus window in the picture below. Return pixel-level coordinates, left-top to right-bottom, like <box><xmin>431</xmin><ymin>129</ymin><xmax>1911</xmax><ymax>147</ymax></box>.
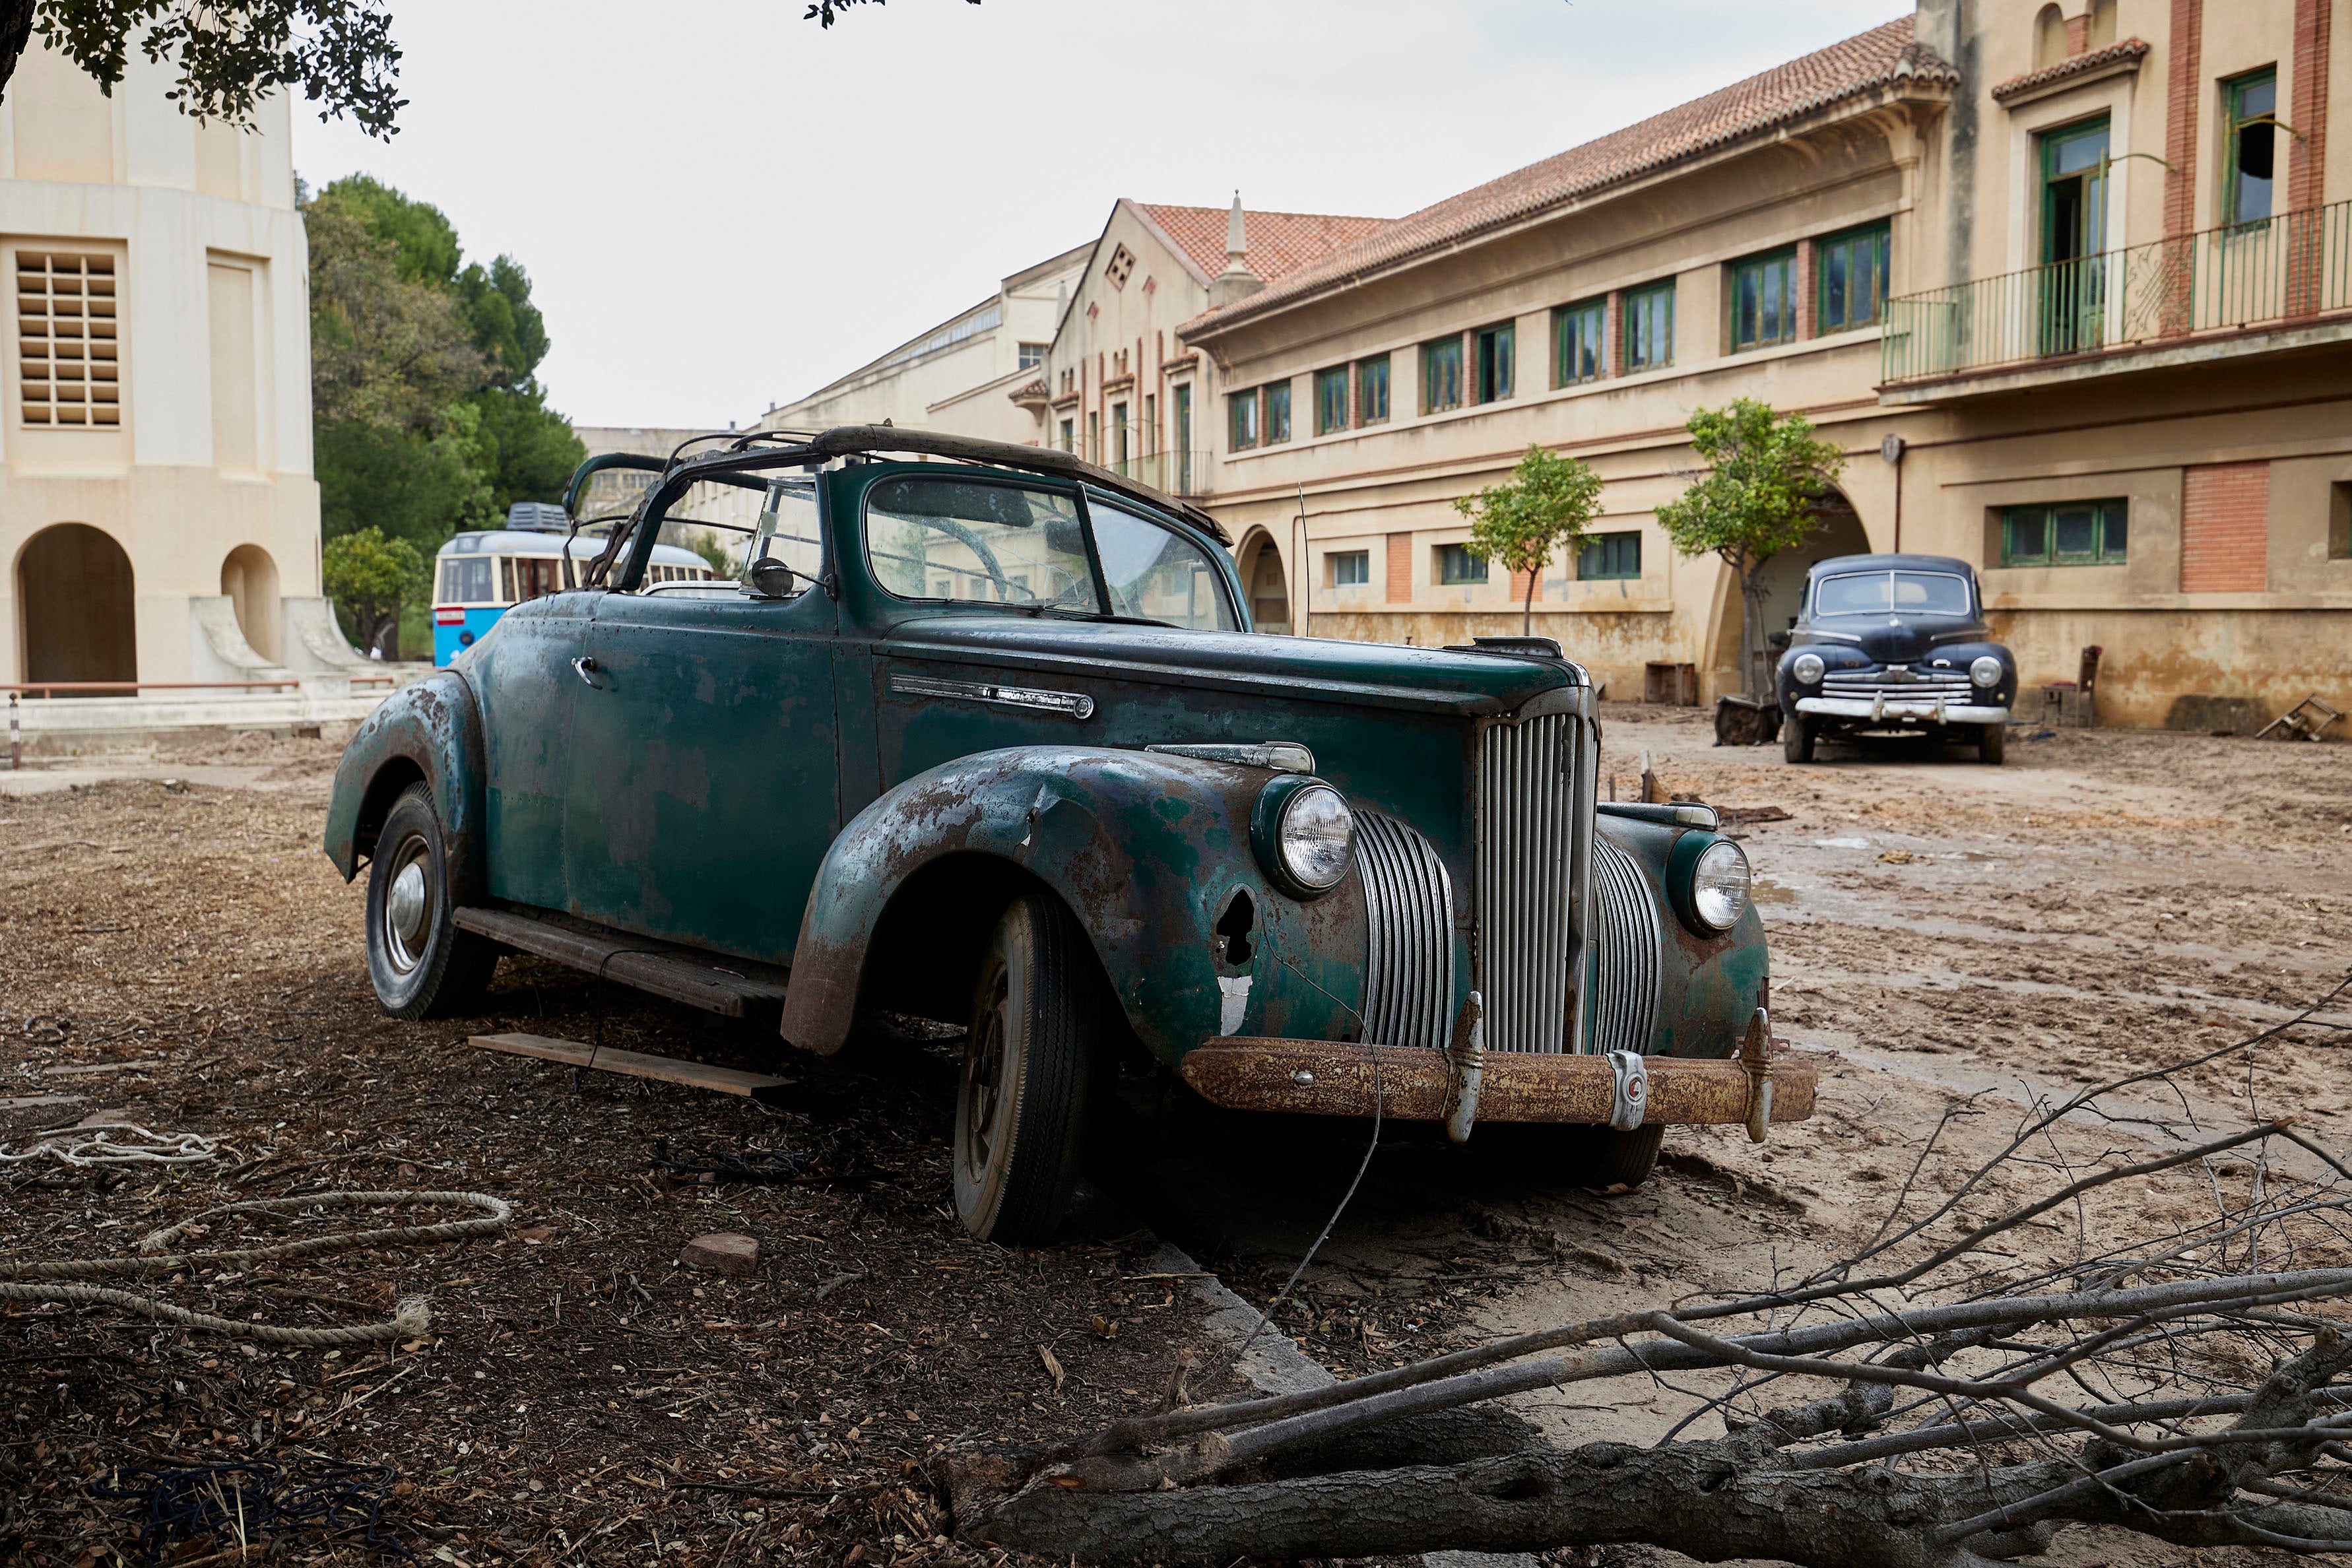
<box><xmin>440</xmin><ymin>556</ymin><xmax>494</xmax><ymax>604</ymax></box>
<box><xmin>502</xmin><ymin>556</ymin><xmax>564</xmax><ymax>603</ymax></box>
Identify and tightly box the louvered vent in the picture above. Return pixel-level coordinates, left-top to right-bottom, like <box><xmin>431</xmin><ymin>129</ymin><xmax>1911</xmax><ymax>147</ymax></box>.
<box><xmin>1356</xmin><ymin>812</ymin><xmax>1453</xmax><ymax>1051</ymax></box>
<box><xmin>16</xmin><ymin>253</ymin><xmax>119</xmax><ymax>428</ymax></box>
<box><xmin>1588</xmin><ymin>835</ymin><xmax>1661</xmax><ymax>1057</ymax></box>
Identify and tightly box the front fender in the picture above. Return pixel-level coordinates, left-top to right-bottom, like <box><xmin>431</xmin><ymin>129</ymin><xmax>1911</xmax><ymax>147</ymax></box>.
<box><xmin>778</xmin><ymin>746</ymin><xmax>1369</xmax><ymax>1060</ymax></box>
<box><xmin>321</xmin><ymin>671</ymin><xmax>488</xmax><ymax>897</ymax></box>
<box><xmin>1594</xmin><ymin>814</ymin><xmax>1769</xmax><ymax>1059</ymax></box>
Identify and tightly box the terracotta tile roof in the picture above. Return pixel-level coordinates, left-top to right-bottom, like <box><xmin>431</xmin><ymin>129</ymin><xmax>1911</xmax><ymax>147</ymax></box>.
<box><xmin>1130</xmin><ymin>202</ymin><xmax>1393</xmax><ymax>288</ymax></box>
<box><xmin>1990</xmin><ymin>38</ymin><xmax>2150</xmax><ymax>101</ymax></box>
<box><xmin>1187</xmin><ymin>16</ymin><xmax>1955</xmax><ymax>335</ymax></box>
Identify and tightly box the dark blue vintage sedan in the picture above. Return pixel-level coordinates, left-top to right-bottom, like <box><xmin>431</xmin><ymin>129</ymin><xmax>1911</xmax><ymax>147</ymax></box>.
<box><xmin>1773</xmin><ymin>553</ymin><xmax>2017</xmax><ymax>765</ymax></box>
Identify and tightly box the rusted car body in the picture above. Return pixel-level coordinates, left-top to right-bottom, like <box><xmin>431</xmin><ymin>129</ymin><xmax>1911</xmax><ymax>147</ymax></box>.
<box><xmin>323</xmin><ymin>428</ymin><xmax>1812</xmax><ymax>1240</ymax></box>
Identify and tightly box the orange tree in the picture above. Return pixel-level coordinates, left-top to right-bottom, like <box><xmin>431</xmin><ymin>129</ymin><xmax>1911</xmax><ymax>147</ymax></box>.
<box><xmin>1454</xmin><ymin>445</ymin><xmax>1605</xmax><ymax>637</ymax></box>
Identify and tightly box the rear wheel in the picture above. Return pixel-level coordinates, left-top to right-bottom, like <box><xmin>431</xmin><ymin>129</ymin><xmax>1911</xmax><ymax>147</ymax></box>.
<box><xmin>1978</xmin><ymin>722</ymin><xmax>2006</xmax><ymax>765</ymax></box>
<box><xmin>364</xmin><ymin>783</ymin><xmax>497</xmax><ymax>1019</ymax></box>
<box><xmin>954</xmin><ymin>894</ymin><xmax>1094</xmax><ymax>1243</ymax></box>
<box><xmin>1783</xmin><ymin>715</ymin><xmax>1815</xmax><ymax>764</ymax></box>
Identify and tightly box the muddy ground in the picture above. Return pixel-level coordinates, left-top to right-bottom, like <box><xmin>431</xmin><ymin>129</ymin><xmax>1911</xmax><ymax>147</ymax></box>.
<box><xmin>3</xmin><ymin>711</ymin><xmax>2349</xmax><ymax>1568</ymax></box>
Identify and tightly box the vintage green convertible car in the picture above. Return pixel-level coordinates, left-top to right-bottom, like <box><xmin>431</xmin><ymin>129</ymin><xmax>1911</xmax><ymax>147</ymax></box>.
<box><xmin>323</xmin><ymin>428</ymin><xmax>1813</xmax><ymax>1241</ymax></box>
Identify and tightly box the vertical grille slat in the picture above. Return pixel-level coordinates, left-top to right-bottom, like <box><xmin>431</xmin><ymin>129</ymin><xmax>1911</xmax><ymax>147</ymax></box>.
<box><xmin>1357</xmin><ymin>812</ymin><xmax>1453</xmax><ymax>1050</ymax></box>
<box><xmin>1477</xmin><ymin>711</ymin><xmax>1581</xmax><ymax>1053</ymax></box>
<box><xmin>1589</xmin><ymin>836</ymin><xmax>1661</xmax><ymax>1057</ymax></box>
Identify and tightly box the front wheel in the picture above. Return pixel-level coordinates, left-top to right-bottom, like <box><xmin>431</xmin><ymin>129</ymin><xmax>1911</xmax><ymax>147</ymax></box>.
<box><xmin>1782</xmin><ymin>715</ymin><xmax>1815</xmax><ymax>764</ymax></box>
<box><xmin>364</xmin><ymin>783</ymin><xmax>497</xmax><ymax>1019</ymax></box>
<box><xmin>1978</xmin><ymin>722</ymin><xmax>2006</xmax><ymax>765</ymax></box>
<box><xmin>954</xmin><ymin>894</ymin><xmax>1094</xmax><ymax>1243</ymax></box>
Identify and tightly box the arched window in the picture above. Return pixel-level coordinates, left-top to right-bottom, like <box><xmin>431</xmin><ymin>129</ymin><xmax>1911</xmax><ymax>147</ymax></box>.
<box><xmin>2087</xmin><ymin>0</ymin><xmax>2118</xmax><ymax>49</ymax></box>
<box><xmin>222</xmin><ymin>544</ymin><xmax>281</xmax><ymax>663</ymax></box>
<box><xmin>2035</xmin><ymin>3</ymin><xmax>2068</xmax><ymax>67</ymax></box>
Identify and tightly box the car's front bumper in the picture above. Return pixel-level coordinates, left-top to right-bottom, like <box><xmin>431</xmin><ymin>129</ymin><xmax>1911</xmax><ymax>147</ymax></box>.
<box><xmin>1795</xmin><ymin>696</ymin><xmax>2009</xmax><ymax>725</ymax></box>
<box><xmin>1177</xmin><ymin>1034</ymin><xmax>1815</xmax><ymax>1132</ymax></box>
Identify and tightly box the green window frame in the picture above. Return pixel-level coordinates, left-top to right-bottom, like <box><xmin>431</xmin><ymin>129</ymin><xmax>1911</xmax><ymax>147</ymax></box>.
<box><xmin>1436</xmin><ymin>542</ymin><xmax>1487</xmax><ymax>584</ymax></box>
<box><xmin>1422</xmin><ymin>335</ymin><xmax>1464</xmax><ymax>413</ymax></box>
<box><xmin>1553</xmin><ymin>298</ymin><xmax>1604</xmax><ymax>386</ymax></box>
<box><xmin>1227</xmin><ymin>389</ymin><xmax>1258</xmax><ymax>451</ymax></box>
<box><xmin>1577</xmin><ymin>531</ymin><xmax>1642</xmax><ymax>580</ymax></box>
<box><xmin>1473</xmin><ymin>321</ymin><xmax>1514</xmax><ymax>403</ymax></box>
<box><xmin>1264</xmin><ymin>380</ymin><xmax>1291</xmax><ymax>444</ymax></box>
<box><xmin>1058</xmin><ymin>418</ymin><xmax>1073</xmax><ymax>453</ymax></box>
<box><xmin>1817</xmin><ymin>222</ymin><xmax>1891</xmax><ymax>333</ymax></box>
<box><xmin>1315</xmin><ymin>366</ymin><xmax>1350</xmax><ymax>434</ymax></box>
<box><xmin>1357</xmin><ymin>354</ymin><xmax>1390</xmax><ymax>424</ymax></box>
<box><xmin>2226</xmin><ymin>69</ymin><xmax>2278</xmax><ymax>226</ymax></box>
<box><xmin>2001</xmin><ymin>498</ymin><xmax>2129</xmax><ymax>566</ymax></box>
<box><xmin>1623</xmin><ymin>282</ymin><xmax>1675</xmax><ymax>372</ymax></box>
<box><xmin>1330</xmin><ymin>550</ymin><xmax>1369</xmax><ymax>587</ymax></box>
<box><xmin>1728</xmin><ymin>249</ymin><xmax>1797</xmax><ymax>352</ymax></box>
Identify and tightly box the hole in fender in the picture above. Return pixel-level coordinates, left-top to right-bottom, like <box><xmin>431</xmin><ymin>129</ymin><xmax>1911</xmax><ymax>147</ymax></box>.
<box><xmin>1214</xmin><ymin>888</ymin><xmax>1255</xmax><ymax>967</ymax></box>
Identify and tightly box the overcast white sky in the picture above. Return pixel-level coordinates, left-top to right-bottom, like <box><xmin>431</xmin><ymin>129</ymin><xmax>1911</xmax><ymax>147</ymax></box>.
<box><xmin>293</xmin><ymin>0</ymin><xmax>1903</xmax><ymax>430</ymax></box>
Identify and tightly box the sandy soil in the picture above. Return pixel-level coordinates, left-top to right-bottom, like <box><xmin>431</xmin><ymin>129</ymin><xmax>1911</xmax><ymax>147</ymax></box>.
<box><xmin>3</xmin><ymin>713</ymin><xmax>2349</xmax><ymax>1568</ymax></box>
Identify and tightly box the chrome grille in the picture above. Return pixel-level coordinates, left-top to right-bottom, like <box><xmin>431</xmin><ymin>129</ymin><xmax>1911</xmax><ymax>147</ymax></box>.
<box><xmin>1822</xmin><ymin>669</ymin><xmax>1975</xmax><ymax>703</ymax></box>
<box><xmin>1477</xmin><ymin>711</ymin><xmax>1585</xmax><ymax>1054</ymax></box>
<box><xmin>1356</xmin><ymin>812</ymin><xmax>1453</xmax><ymax>1051</ymax></box>
<box><xmin>1588</xmin><ymin>835</ymin><xmax>1660</xmax><ymax>1057</ymax></box>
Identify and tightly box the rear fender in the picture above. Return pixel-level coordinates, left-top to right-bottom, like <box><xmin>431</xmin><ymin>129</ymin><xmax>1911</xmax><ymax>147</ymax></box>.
<box><xmin>321</xmin><ymin>671</ymin><xmax>487</xmax><ymax>900</ymax></box>
<box><xmin>779</xmin><ymin>746</ymin><xmax>1369</xmax><ymax>1061</ymax></box>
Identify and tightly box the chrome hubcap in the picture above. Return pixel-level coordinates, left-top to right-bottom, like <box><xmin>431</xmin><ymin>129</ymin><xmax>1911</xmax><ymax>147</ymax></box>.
<box><xmin>381</xmin><ymin>837</ymin><xmax>434</xmax><ymax>975</ymax></box>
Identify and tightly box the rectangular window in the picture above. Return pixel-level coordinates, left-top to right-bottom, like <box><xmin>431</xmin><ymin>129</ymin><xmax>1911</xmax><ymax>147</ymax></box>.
<box><xmin>1623</xmin><ymin>281</ymin><xmax>1674</xmax><ymax>372</ymax></box>
<box><xmin>1728</xmin><ymin>249</ymin><xmax>1797</xmax><ymax>352</ymax></box>
<box><xmin>2227</xmin><ymin>69</ymin><xmax>2278</xmax><ymax>226</ymax></box>
<box><xmin>2001</xmin><ymin>499</ymin><xmax>2129</xmax><ymax>566</ymax></box>
<box><xmin>1357</xmin><ymin>354</ymin><xmax>1390</xmax><ymax>424</ymax></box>
<box><xmin>1264</xmin><ymin>380</ymin><xmax>1291</xmax><ymax>444</ymax></box>
<box><xmin>1330</xmin><ymin>550</ymin><xmax>1370</xmax><ymax>587</ymax></box>
<box><xmin>1143</xmin><ymin>393</ymin><xmax>1156</xmax><ymax>453</ymax></box>
<box><xmin>1473</xmin><ymin>321</ymin><xmax>1514</xmax><ymax>403</ymax></box>
<box><xmin>1018</xmin><ymin>341</ymin><xmax>1048</xmax><ymax>370</ymax></box>
<box><xmin>15</xmin><ymin>251</ymin><xmax>120</xmax><ymax>427</ymax></box>
<box><xmin>1315</xmin><ymin>366</ymin><xmax>1350</xmax><ymax>435</ymax></box>
<box><xmin>1173</xmin><ymin>384</ymin><xmax>1191</xmax><ymax>451</ymax></box>
<box><xmin>1577</xmin><ymin>531</ymin><xmax>1643</xmax><ymax>580</ymax></box>
<box><xmin>1111</xmin><ymin>401</ymin><xmax>1128</xmax><ymax>465</ymax></box>
<box><xmin>1087</xmin><ymin>411</ymin><xmax>1099</xmax><ymax>462</ymax></box>
<box><xmin>1817</xmin><ymin>222</ymin><xmax>1892</xmax><ymax>333</ymax></box>
<box><xmin>1058</xmin><ymin>418</ymin><xmax>1074</xmax><ymax>452</ymax></box>
<box><xmin>1228</xmin><ymin>389</ymin><xmax>1259</xmax><ymax>451</ymax></box>
<box><xmin>1436</xmin><ymin>542</ymin><xmax>1487</xmax><ymax>584</ymax></box>
<box><xmin>1553</xmin><ymin>298</ymin><xmax>1604</xmax><ymax>386</ymax></box>
<box><xmin>1421</xmin><ymin>335</ymin><xmax>1464</xmax><ymax>413</ymax></box>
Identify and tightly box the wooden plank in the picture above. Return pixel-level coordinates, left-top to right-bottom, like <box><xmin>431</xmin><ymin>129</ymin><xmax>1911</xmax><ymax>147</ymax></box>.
<box><xmin>454</xmin><ymin>907</ymin><xmax>789</xmax><ymax>1018</ymax></box>
<box><xmin>468</xmin><ymin>1032</ymin><xmax>790</xmax><ymax>1097</ymax></box>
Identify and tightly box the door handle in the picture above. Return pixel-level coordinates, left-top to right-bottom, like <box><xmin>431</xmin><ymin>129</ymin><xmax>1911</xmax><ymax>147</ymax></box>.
<box><xmin>572</xmin><ymin>656</ymin><xmax>599</xmax><ymax>688</ymax></box>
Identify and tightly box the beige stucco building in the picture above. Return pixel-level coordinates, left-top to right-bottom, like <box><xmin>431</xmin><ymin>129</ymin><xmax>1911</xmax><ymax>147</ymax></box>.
<box><xmin>1174</xmin><ymin>0</ymin><xmax>2352</xmax><ymax>731</ymax></box>
<box><xmin>0</xmin><ymin>41</ymin><xmax>358</xmax><ymax>694</ymax></box>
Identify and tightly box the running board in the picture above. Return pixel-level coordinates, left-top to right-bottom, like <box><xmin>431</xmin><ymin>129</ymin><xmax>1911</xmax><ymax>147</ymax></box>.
<box><xmin>453</xmin><ymin>906</ymin><xmax>791</xmax><ymax>1020</ymax></box>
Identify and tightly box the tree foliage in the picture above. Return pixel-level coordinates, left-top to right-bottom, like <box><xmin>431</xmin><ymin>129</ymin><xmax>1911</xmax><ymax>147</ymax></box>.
<box><xmin>6</xmin><ymin>0</ymin><xmax>402</xmax><ymax>137</ymax></box>
<box><xmin>1454</xmin><ymin>444</ymin><xmax>1605</xmax><ymax>636</ymax></box>
<box><xmin>321</xmin><ymin>525</ymin><xmax>424</xmax><ymax>658</ymax></box>
<box><xmin>804</xmin><ymin>0</ymin><xmax>981</xmax><ymax>25</ymax></box>
<box><xmin>1652</xmin><ymin>398</ymin><xmax>1846</xmax><ymax>696</ymax></box>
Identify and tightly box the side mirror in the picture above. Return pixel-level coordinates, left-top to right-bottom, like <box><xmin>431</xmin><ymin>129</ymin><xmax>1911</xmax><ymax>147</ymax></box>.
<box><xmin>747</xmin><ymin>557</ymin><xmax>798</xmax><ymax>599</ymax></box>
<box><xmin>1766</xmin><ymin>630</ymin><xmax>1791</xmax><ymax>652</ymax></box>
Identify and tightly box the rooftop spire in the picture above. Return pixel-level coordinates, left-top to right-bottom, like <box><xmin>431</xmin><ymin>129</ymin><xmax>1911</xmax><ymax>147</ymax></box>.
<box><xmin>1211</xmin><ymin>189</ymin><xmax>1264</xmax><ymax>306</ymax></box>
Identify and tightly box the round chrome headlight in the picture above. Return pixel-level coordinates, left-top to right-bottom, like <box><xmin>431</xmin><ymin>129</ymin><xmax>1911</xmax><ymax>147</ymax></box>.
<box><xmin>1790</xmin><ymin>652</ymin><xmax>1825</xmax><ymax>686</ymax></box>
<box><xmin>1277</xmin><ymin>784</ymin><xmax>1355</xmax><ymax>892</ymax></box>
<box><xmin>1969</xmin><ymin>655</ymin><xmax>2004</xmax><ymax>688</ymax></box>
<box><xmin>1689</xmin><ymin>839</ymin><xmax>1751</xmax><ymax>933</ymax></box>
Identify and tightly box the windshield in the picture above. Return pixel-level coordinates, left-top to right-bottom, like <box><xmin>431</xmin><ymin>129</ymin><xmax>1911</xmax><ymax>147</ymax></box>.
<box><xmin>741</xmin><ymin>481</ymin><xmax>823</xmax><ymax>593</ymax></box>
<box><xmin>1814</xmin><ymin>570</ymin><xmax>1972</xmax><ymax>617</ymax></box>
<box><xmin>1088</xmin><ymin>500</ymin><xmax>1238</xmax><ymax>630</ymax></box>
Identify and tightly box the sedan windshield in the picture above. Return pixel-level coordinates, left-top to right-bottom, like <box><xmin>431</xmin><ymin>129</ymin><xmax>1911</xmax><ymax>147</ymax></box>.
<box><xmin>1815</xmin><ymin>570</ymin><xmax>1972</xmax><ymax>617</ymax></box>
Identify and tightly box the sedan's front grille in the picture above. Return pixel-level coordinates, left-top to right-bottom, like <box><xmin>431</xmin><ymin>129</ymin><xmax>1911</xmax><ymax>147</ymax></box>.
<box><xmin>1356</xmin><ymin>813</ymin><xmax>1453</xmax><ymax>1051</ymax></box>
<box><xmin>1588</xmin><ymin>836</ymin><xmax>1660</xmax><ymax>1057</ymax></box>
<box><xmin>1477</xmin><ymin>711</ymin><xmax>1586</xmax><ymax>1054</ymax></box>
<box><xmin>1821</xmin><ymin>668</ymin><xmax>1975</xmax><ymax>703</ymax></box>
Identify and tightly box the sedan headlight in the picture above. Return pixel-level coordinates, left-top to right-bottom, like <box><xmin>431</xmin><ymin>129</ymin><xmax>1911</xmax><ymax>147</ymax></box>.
<box><xmin>1969</xmin><ymin>655</ymin><xmax>2004</xmax><ymax>689</ymax></box>
<box><xmin>1251</xmin><ymin>778</ymin><xmax>1355</xmax><ymax>897</ymax></box>
<box><xmin>1790</xmin><ymin>652</ymin><xmax>1825</xmax><ymax>686</ymax></box>
<box><xmin>1668</xmin><ymin>835</ymin><xmax>1751</xmax><ymax>935</ymax></box>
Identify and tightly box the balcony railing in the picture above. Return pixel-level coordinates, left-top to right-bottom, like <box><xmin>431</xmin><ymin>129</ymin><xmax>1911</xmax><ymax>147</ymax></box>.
<box><xmin>1881</xmin><ymin>199</ymin><xmax>2352</xmax><ymax>385</ymax></box>
<box><xmin>1101</xmin><ymin>448</ymin><xmax>1214</xmax><ymax>498</ymax></box>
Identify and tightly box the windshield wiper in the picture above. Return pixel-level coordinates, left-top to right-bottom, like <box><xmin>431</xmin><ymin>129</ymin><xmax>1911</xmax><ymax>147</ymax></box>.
<box><xmin>1052</xmin><ymin>610</ymin><xmax>1172</xmax><ymax>628</ymax></box>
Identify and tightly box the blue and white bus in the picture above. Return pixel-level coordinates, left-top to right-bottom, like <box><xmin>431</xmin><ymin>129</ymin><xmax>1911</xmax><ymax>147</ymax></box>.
<box><xmin>431</xmin><ymin>507</ymin><xmax>721</xmax><ymax>667</ymax></box>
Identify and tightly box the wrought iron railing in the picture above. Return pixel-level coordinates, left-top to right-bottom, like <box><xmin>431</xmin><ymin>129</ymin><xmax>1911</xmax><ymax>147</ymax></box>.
<box><xmin>1103</xmin><ymin>449</ymin><xmax>1214</xmax><ymax>498</ymax></box>
<box><xmin>1881</xmin><ymin>199</ymin><xmax>2352</xmax><ymax>384</ymax></box>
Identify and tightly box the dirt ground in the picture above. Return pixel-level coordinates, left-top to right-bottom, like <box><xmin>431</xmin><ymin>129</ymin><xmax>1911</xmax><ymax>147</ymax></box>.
<box><xmin>3</xmin><ymin>711</ymin><xmax>2349</xmax><ymax>1568</ymax></box>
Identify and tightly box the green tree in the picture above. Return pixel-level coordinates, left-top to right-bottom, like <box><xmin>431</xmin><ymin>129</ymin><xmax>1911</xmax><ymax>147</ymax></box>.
<box><xmin>3</xmin><ymin>0</ymin><xmax>403</xmax><ymax>137</ymax></box>
<box><xmin>1453</xmin><ymin>444</ymin><xmax>1606</xmax><ymax>636</ymax></box>
<box><xmin>1652</xmin><ymin>398</ymin><xmax>1847</xmax><ymax>698</ymax></box>
<box><xmin>322</xmin><ymin>525</ymin><xmax>424</xmax><ymax>659</ymax></box>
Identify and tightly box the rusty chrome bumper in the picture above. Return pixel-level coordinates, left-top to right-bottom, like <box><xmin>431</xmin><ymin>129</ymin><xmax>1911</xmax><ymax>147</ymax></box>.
<box><xmin>1177</xmin><ymin>1026</ymin><xmax>1814</xmax><ymax>1136</ymax></box>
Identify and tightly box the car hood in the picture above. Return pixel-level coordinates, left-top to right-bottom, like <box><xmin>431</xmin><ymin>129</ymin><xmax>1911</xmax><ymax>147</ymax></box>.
<box><xmin>882</xmin><ymin>614</ymin><xmax>1583</xmax><ymax>719</ymax></box>
<box><xmin>1803</xmin><ymin>614</ymin><xmax>1992</xmax><ymax>666</ymax></box>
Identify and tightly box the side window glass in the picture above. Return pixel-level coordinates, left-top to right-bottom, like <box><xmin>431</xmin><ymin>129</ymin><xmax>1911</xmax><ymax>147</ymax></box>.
<box><xmin>744</xmin><ymin>482</ymin><xmax>824</xmax><ymax>593</ymax></box>
<box><xmin>1088</xmin><ymin>500</ymin><xmax>1238</xmax><ymax>630</ymax></box>
<box><xmin>866</xmin><ymin>478</ymin><xmax>1099</xmax><ymax>611</ymax></box>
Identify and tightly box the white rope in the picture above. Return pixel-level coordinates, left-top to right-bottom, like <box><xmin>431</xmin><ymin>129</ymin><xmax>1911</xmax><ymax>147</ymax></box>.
<box><xmin>0</xmin><ymin>1125</ymin><xmax>222</xmax><ymax>1167</ymax></box>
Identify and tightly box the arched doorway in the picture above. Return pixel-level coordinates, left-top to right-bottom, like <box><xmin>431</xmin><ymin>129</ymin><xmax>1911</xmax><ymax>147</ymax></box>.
<box><xmin>19</xmin><ymin>523</ymin><xmax>135</xmax><ymax>690</ymax></box>
<box><xmin>1235</xmin><ymin>530</ymin><xmax>1291</xmax><ymax>634</ymax></box>
<box><xmin>222</xmin><ymin>544</ymin><xmax>282</xmax><ymax>663</ymax></box>
<box><xmin>1707</xmin><ymin>488</ymin><xmax>1871</xmax><ymax>694</ymax></box>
